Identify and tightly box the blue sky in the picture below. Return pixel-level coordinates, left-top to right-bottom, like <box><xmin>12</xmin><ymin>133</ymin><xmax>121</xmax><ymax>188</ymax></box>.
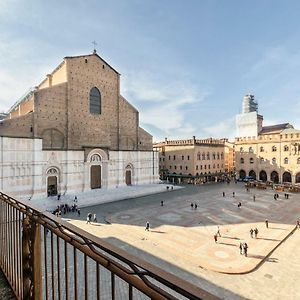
<box><xmin>1</xmin><ymin>0</ymin><xmax>300</xmax><ymax>141</ymax></box>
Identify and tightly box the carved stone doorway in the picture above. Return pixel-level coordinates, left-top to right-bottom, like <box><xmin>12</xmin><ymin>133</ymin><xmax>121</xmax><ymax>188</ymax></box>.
<box><xmin>47</xmin><ymin>176</ymin><xmax>58</xmax><ymax>196</ymax></box>
<box><xmin>125</xmin><ymin>170</ymin><xmax>132</xmax><ymax>185</ymax></box>
<box><xmin>91</xmin><ymin>165</ymin><xmax>101</xmax><ymax>189</ymax></box>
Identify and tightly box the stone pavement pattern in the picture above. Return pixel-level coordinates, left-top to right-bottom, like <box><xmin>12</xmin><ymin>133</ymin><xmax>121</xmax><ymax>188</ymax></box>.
<box><xmin>66</xmin><ymin>182</ymin><xmax>300</xmax><ymax>299</ymax></box>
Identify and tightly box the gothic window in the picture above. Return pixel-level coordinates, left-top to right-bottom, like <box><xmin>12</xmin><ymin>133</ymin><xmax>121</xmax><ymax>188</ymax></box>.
<box><xmin>197</xmin><ymin>152</ymin><xmax>201</xmax><ymax>160</ymax></box>
<box><xmin>185</xmin><ymin>166</ymin><xmax>188</xmax><ymax>170</ymax></box>
<box><xmin>249</xmin><ymin>157</ymin><xmax>254</xmax><ymax>164</ymax></box>
<box><xmin>89</xmin><ymin>87</ymin><xmax>101</xmax><ymax>114</ymax></box>
<box><xmin>272</xmin><ymin>146</ymin><xmax>277</xmax><ymax>152</ymax></box>
<box><xmin>284</xmin><ymin>157</ymin><xmax>288</xmax><ymax>164</ymax></box>
<box><xmin>187</xmin><ymin>155</ymin><xmax>190</xmax><ymax>160</ymax></box>
<box><xmin>217</xmin><ymin>152</ymin><xmax>220</xmax><ymax>159</ymax></box>
<box><xmin>249</xmin><ymin>147</ymin><xmax>253</xmax><ymax>153</ymax></box>
<box><xmin>206</xmin><ymin>152</ymin><xmax>210</xmax><ymax>160</ymax></box>
<box><xmin>240</xmin><ymin>158</ymin><xmax>244</xmax><ymax>164</ymax></box>
<box><xmin>260</xmin><ymin>146</ymin><xmax>264</xmax><ymax>152</ymax></box>
<box><xmin>196</xmin><ymin>165</ymin><xmax>198</xmax><ymax>170</ymax></box>
<box><xmin>284</xmin><ymin>145</ymin><xmax>289</xmax><ymax>151</ymax></box>
<box><xmin>272</xmin><ymin>157</ymin><xmax>276</xmax><ymax>164</ymax></box>
<box><xmin>173</xmin><ymin>155</ymin><xmax>176</xmax><ymax>160</ymax></box>
<box><xmin>240</xmin><ymin>147</ymin><xmax>243</xmax><ymax>153</ymax></box>
<box><xmin>180</xmin><ymin>165</ymin><xmax>183</xmax><ymax>170</ymax></box>
<box><xmin>202</xmin><ymin>153</ymin><xmax>205</xmax><ymax>160</ymax></box>
<box><xmin>212</xmin><ymin>153</ymin><xmax>216</xmax><ymax>160</ymax></box>
<box><xmin>182</xmin><ymin>155</ymin><xmax>184</xmax><ymax>160</ymax></box>
<box><xmin>220</xmin><ymin>152</ymin><xmax>224</xmax><ymax>159</ymax></box>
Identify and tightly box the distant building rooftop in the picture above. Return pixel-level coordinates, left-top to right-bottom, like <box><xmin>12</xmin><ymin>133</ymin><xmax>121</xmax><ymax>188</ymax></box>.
<box><xmin>259</xmin><ymin>123</ymin><xmax>293</xmax><ymax>135</ymax></box>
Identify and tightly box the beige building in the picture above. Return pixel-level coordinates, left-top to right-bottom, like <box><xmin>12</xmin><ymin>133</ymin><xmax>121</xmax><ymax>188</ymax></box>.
<box><xmin>154</xmin><ymin>137</ymin><xmax>234</xmax><ymax>183</ymax></box>
<box><xmin>235</xmin><ymin>95</ymin><xmax>300</xmax><ymax>184</ymax></box>
<box><xmin>0</xmin><ymin>51</ymin><xmax>159</xmax><ymax>199</ymax></box>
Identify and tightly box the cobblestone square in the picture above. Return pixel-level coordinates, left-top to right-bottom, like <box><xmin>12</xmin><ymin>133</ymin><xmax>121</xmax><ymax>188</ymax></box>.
<box><xmin>67</xmin><ymin>182</ymin><xmax>300</xmax><ymax>299</ymax></box>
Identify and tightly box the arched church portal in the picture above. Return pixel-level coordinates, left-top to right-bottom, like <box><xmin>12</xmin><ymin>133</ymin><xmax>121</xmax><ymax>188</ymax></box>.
<box><xmin>47</xmin><ymin>167</ymin><xmax>59</xmax><ymax>196</ymax></box>
<box><xmin>125</xmin><ymin>164</ymin><xmax>133</xmax><ymax>186</ymax></box>
<box><xmin>90</xmin><ymin>153</ymin><xmax>102</xmax><ymax>189</ymax></box>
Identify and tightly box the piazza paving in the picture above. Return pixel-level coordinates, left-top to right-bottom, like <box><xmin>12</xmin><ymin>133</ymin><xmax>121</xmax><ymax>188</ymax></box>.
<box><xmin>66</xmin><ymin>182</ymin><xmax>300</xmax><ymax>299</ymax></box>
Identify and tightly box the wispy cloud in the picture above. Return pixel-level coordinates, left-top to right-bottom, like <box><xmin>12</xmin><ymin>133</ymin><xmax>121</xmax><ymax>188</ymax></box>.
<box><xmin>202</xmin><ymin>117</ymin><xmax>236</xmax><ymax>140</ymax></box>
<box><xmin>122</xmin><ymin>71</ymin><xmax>210</xmax><ymax>140</ymax></box>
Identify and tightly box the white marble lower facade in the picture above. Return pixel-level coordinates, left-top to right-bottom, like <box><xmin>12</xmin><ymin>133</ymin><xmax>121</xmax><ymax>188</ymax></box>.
<box><xmin>0</xmin><ymin>136</ymin><xmax>159</xmax><ymax>199</ymax></box>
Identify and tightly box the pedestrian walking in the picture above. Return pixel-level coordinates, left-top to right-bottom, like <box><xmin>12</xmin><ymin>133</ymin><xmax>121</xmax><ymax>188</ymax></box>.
<box><xmin>214</xmin><ymin>234</ymin><xmax>218</xmax><ymax>243</ymax></box>
<box><xmin>238</xmin><ymin>202</ymin><xmax>242</xmax><ymax>208</ymax></box>
<box><xmin>239</xmin><ymin>242</ymin><xmax>243</xmax><ymax>254</ymax></box>
<box><xmin>253</xmin><ymin>195</ymin><xmax>256</xmax><ymax>202</ymax></box>
<box><xmin>274</xmin><ymin>194</ymin><xmax>277</xmax><ymax>200</ymax></box>
<box><xmin>77</xmin><ymin>208</ymin><xmax>80</xmax><ymax>216</ymax></box>
<box><xmin>195</xmin><ymin>203</ymin><xmax>198</xmax><ymax>209</ymax></box>
<box><xmin>233</xmin><ymin>191</ymin><xmax>235</xmax><ymax>197</ymax></box>
<box><xmin>254</xmin><ymin>228</ymin><xmax>258</xmax><ymax>238</ymax></box>
<box><xmin>145</xmin><ymin>221</ymin><xmax>150</xmax><ymax>231</ymax></box>
<box><xmin>265</xmin><ymin>219</ymin><xmax>269</xmax><ymax>228</ymax></box>
<box><xmin>287</xmin><ymin>193</ymin><xmax>289</xmax><ymax>199</ymax></box>
<box><xmin>243</xmin><ymin>243</ymin><xmax>248</xmax><ymax>257</ymax></box>
<box><xmin>86</xmin><ymin>213</ymin><xmax>92</xmax><ymax>224</ymax></box>
<box><xmin>74</xmin><ymin>195</ymin><xmax>77</xmax><ymax>202</ymax></box>
<box><xmin>93</xmin><ymin>213</ymin><xmax>97</xmax><ymax>223</ymax></box>
<box><xmin>217</xmin><ymin>226</ymin><xmax>221</xmax><ymax>237</ymax></box>
<box><xmin>222</xmin><ymin>191</ymin><xmax>225</xmax><ymax>197</ymax></box>
<box><xmin>191</xmin><ymin>203</ymin><xmax>194</xmax><ymax>209</ymax></box>
<box><xmin>161</xmin><ymin>200</ymin><xmax>164</xmax><ymax>206</ymax></box>
<box><xmin>250</xmin><ymin>228</ymin><xmax>254</xmax><ymax>238</ymax></box>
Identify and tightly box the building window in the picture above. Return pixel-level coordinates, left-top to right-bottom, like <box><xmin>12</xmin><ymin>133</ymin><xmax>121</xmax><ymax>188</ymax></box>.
<box><xmin>213</xmin><ymin>153</ymin><xmax>216</xmax><ymax>160</ymax></box>
<box><xmin>173</xmin><ymin>155</ymin><xmax>176</xmax><ymax>160</ymax></box>
<box><xmin>249</xmin><ymin>157</ymin><xmax>254</xmax><ymax>164</ymax></box>
<box><xmin>217</xmin><ymin>153</ymin><xmax>220</xmax><ymax>159</ymax></box>
<box><xmin>272</xmin><ymin>146</ymin><xmax>277</xmax><ymax>152</ymax></box>
<box><xmin>180</xmin><ymin>165</ymin><xmax>183</xmax><ymax>170</ymax></box>
<box><xmin>202</xmin><ymin>153</ymin><xmax>205</xmax><ymax>160</ymax></box>
<box><xmin>284</xmin><ymin>157</ymin><xmax>288</xmax><ymax>164</ymax></box>
<box><xmin>200</xmin><ymin>165</ymin><xmax>203</xmax><ymax>170</ymax></box>
<box><xmin>213</xmin><ymin>164</ymin><xmax>215</xmax><ymax>168</ymax></box>
<box><xmin>284</xmin><ymin>145</ymin><xmax>289</xmax><ymax>151</ymax></box>
<box><xmin>240</xmin><ymin>158</ymin><xmax>244</xmax><ymax>164</ymax></box>
<box><xmin>272</xmin><ymin>157</ymin><xmax>276</xmax><ymax>164</ymax></box>
<box><xmin>260</xmin><ymin>146</ymin><xmax>264</xmax><ymax>152</ymax></box>
<box><xmin>240</xmin><ymin>147</ymin><xmax>243</xmax><ymax>152</ymax></box>
<box><xmin>169</xmin><ymin>166</ymin><xmax>172</xmax><ymax>169</ymax></box>
<box><xmin>197</xmin><ymin>153</ymin><xmax>201</xmax><ymax>160</ymax></box>
<box><xmin>221</xmin><ymin>152</ymin><xmax>223</xmax><ymax>159</ymax></box>
<box><xmin>174</xmin><ymin>166</ymin><xmax>177</xmax><ymax>170</ymax></box>
<box><xmin>204</xmin><ymin>165</ymin><xmax>207</xmax><ymax>169</ymax></box>
<box><xmin>89</xmin><ymin>87</ymin><xmax>101</xmax><ymax>114</ymax></box>
<box><xmin>249</xmin><ymin>147</ymin><xmax>253</xmax><ymax>153</ymax></box>
<box><xmin>187</xmin><ymin>155</ymin><xmax>190</xmax><ymax>160</ymax></box>
<box><xmin>185</xmin><ymin>166</ymin><xmax>188</xmax><ymax>170</ymax></box>
<box><xmin>207</xmin><ymin>152</ymin><xmax>210</xmax><ymax>160</ymax></box>
<box><xmin>168</xmin><ymin>155</ymin><xmax>171</xmax><ymax>160</ymax></box>
<box><xmin>181</xmin><ymin>155</ymin><xmax>184</xmax><ymax>160</ymax></box>
<box><xmin>260</xmin><ymin>157</ymin><xmax>264</xmax><ymax>163</ymax></box>
<box><xmin>217</xmin><ymin>164</ymin><xmax>219</xmax><ymax>168</ymax></box>
<box><xmin>196</xmin><ymin>165</ymin><xmax>198</xmax><ymax>170</ymax></box>
<box><xmin>208</xmin><ymin>165</ymin><xmax>210</xmax><ymax>169</ymax></box>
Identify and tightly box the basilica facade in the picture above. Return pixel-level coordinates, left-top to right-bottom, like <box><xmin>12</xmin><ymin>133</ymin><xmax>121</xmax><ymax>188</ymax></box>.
<box><xmin>0</xmin><ymin>51</ymin><xmax>158</xmax><ymax>199</ymax></box>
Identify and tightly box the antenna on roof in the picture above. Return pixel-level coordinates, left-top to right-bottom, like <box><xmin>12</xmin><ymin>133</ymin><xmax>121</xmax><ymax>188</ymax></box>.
<box><xmin>92</xmin><ymin>41</ymin><xmax>97</xmax><ymax>54</ymax></box>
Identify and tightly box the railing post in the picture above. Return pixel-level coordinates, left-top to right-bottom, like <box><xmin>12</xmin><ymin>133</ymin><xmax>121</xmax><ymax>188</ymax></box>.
<box><xmin>22</xmin><ymin>214</ymin><xmax>42</xmax><ymax>300</ymax></box>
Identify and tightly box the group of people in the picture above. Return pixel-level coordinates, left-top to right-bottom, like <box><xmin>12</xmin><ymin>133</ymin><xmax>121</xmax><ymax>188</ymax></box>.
<box><xmin>249</xmin><ymin>227</ymin><xmax>259</xmax><ymax>238</ymax></box>
<box><xmin>86</xmin><ymin>212</ymin><xmax>97</xmax><ymax>224</ymax></box>
<box><xmin>190</xmin><ymin>203</ymin><xmax>198</xmax><ymax>209</ymax></box>
<box><xmin>239</xmin><ymin>242</ymin><xmax>248</xmax><ymax>256</ymax></box>
<box><xmin>52</xmin><ymin>203</ymin><xmax>80</xmax><ymax>216</ymax></box>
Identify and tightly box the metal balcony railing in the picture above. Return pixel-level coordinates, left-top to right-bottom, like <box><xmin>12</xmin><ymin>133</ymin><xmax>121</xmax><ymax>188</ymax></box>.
<box><xmin>0</xmin><ymin>192</ymin><xmax>218</xmax><ymax>300</ymax></box>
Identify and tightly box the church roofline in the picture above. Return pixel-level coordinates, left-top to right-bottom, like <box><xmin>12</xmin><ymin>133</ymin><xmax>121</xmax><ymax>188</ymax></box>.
<box><xmin>64</xmin><ymin>52</ymin><xmax>121</xmax><ymax>75</ymax></box>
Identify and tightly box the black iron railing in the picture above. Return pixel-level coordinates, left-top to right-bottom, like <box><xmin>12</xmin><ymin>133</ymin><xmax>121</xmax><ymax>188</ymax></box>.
<box><xmin>0</xmin><ymin>192</ymin><xmax>218</xmax><ymax>300</ymax></box>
